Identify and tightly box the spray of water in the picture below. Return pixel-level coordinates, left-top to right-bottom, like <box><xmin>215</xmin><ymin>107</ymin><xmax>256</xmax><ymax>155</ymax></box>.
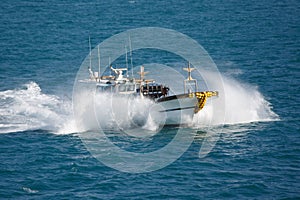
<box><xmin>73</xmin><ymin>90</ymin><xmax>162</xmax><ymax>134</ymax></box>
<box><xmin>0</xmin><ymin>82</ymin><xmax>75</xmax><ymax>134</ymax></box>
<box><xmin>0</xmin><ymin>72</ymin><xmax>279</xmax><ymax>135</ymax></box>
<box><xmin>193</xmin><ymin>72</ymin><xmax>279</xmax><ymax>127</ymax></box>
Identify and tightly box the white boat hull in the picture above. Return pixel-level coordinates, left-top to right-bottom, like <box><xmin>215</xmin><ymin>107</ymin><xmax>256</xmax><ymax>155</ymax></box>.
<box><xmin>156</xmin><ymin>94</ymin><xmax>198</xmax><ymax>125</ymax></box>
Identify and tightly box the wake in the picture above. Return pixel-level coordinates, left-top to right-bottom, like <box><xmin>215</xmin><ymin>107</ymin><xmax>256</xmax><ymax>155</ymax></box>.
<box><xmin>0</xmin><ymin>82</ymin><xmax>75</xmax><ymax>134</ymax></box>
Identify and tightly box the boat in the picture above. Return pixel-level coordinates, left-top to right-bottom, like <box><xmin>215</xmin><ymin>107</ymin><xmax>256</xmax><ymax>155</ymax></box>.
<box><xmin>88</xmin><ymin>61</ymin><xmax>218</xmax><ymax>125</ymax></box>
<box><xmin>83</xmin><ymin>38</ymin><xmax>218</xmax><ymax>126</ymax></box>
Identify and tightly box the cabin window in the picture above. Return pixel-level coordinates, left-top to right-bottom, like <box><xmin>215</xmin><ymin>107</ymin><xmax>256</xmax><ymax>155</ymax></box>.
<box><xmin>119</xmin><ymin>85</ymin><xmax>126</xmax><ymax>92</ymax></box>
<box><xmin>128</xmin><ymin>85</ymin><xmax>135</xmax><ymax>91</ymax></box>
<box><xmin>104</xmin><ymin>86</ymin><xmax>113</xmax><ymax>92</ymax></box>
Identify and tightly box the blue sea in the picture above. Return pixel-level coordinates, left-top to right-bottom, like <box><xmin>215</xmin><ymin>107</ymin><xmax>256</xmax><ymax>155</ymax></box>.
<box><xmin>0</xmin><ymin>0</ymin><xmax>299</xmax><ymax>199</ymax></box>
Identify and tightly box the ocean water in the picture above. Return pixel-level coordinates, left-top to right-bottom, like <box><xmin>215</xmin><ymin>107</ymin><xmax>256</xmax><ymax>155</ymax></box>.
<box><xmin>0</xmin><ymin>0</ymin><xmax>299</xmax><ymax>199</ymax></box>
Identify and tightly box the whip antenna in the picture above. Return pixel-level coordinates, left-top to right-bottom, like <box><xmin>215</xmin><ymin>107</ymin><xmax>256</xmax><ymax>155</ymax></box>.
<box><xmin>125</xmin><ymin>45</ymin><xmax>129</xmax><ymax>77</ymax></box>
<box><xmin>89</xmin><ymin>35</ymin><xmax>92</xmax><ymax>71</ymax></box>
<box><xmin>97</xmin><ymin>44</ymin><xmax>101</xmax><ymax>81</ymax></box>
<box><xmin>129</xmin><ymin>35</ymin><xmax>134</xmax><ymax>78</ymax></box>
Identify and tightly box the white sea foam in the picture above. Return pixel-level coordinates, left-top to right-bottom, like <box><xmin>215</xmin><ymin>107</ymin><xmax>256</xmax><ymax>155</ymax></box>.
<box><xmin>73</xmin><ymin>90</ymin><xmax>161</xmax><ymax>133</ymax></box>
<box><xmin>70</xmin><ymin>70</ymin><xmax>279</xmax><ymax>134</ymax></box>
<box><xmin>0</xmin><ymin>82</ymin><xmax>75</xmax><ymax>134</ymax></box>
<box><xmin>0</xmin><ymin>73</ymin><xmax>278</xmax><ymax>135</ymax></box>
<box><xmin>193</xmin><ymin>73</ymin><xmax>279</xmax><ymax>127</ymax></box>
<box><xmin>22</xmin><ymin>187</ymin><xmax>39</xmax><ymax>194</ymax></box>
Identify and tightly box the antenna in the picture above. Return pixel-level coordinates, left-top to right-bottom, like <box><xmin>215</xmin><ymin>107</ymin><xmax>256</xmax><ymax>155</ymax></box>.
<box><xmin>89</xmin><ymin>35</ymin><xmax>92</xmax><ymax>71</ymax></box>
<box><xmin>137</xmin><ymin>65</ymin><xmax>149</xmax><ymax>80</ymax></box>
<box><xmin>183</xmin><ymin>62</ymin><xmax>197</xmax><ymax>93</ymax></box>
<box><xmin>88</xmin><ymin>36</ymin><xmax>95</xmax><ymax>79</ymax></box>
<box><xmin>129</xmin><ymin>35</ymin><xmax>134</xmax><ymax>78</ymax></box>
<box><xmin>109</xmin><ymin>56</ymin><xmax>111</xmax><ymax>76</ymax></box>
<box><xmin>183</xmin><ymin>62</ymin><xmax>195</xmax><ymax>80</ymax></box>
<box><xmin>97</xmin><ymin>44</ymin><xmax>101</xmax><ymax>81</ymax></box>
<box><xmin>125</xmin><ymin>45</ymin><xmax>129</xmax><ymax>77</ymax></box>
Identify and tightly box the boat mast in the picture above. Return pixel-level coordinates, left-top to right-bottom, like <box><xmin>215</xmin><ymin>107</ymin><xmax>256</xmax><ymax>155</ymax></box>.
<box><xmin>125</xmin><ymin>45</ymin><xmax>129</xmax><ymax>77</ymax></box>
<box><xmin>109</xmin><ymin>56</ymin><xmax>112</xmax><ymax>76</ymax></box>
<box><xmin>97</xmin><ymin>44</ymin><xmax>101</xmax><ymax>81</ymax></box>
<box><xmin>138</xmin><ymin>65</ymin><xmax>148</xmax><ymax>80</ymax></box>
<box><xmin>129</xmin><ymin>35</ymin><xmax>134</xmax><ymax>78</ymax></box>
<box><xmin>88</xmin><ymin>36</ymin><xmax>94</xmax><ymax>79</ymax></box>
<box><xmin>183</xmin><ymin>62</ymin><xmax>197</xmax><ymax>93</ymax></box>
<box><xmin>89</xmin><ymin>35</ymin><xmax>92</xmax><ymax>71</ymax></box>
